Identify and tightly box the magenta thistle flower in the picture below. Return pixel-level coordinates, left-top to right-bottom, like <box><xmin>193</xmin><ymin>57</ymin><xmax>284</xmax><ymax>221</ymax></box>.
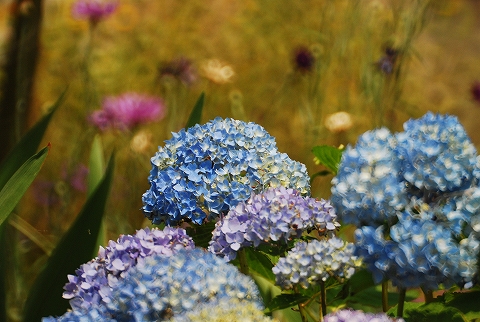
<box><xmin>72</xmin><ymin>0</ymin><xmax>118</xmax><ymax>24</ymax></box>
<box><xmin>89</xmin><ymin>92</ymin><xmax>166</xmax><ymax>131</ymax></box>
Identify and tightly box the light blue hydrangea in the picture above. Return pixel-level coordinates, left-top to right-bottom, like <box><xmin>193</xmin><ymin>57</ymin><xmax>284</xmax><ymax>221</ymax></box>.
<box><xmin>397</xmin><ymin>112</ymin><xmax>479</xmax><ymax>192</ymax></box>
<box><xmin>142</xmin><ymin>117</ymin><xmax>310</xmax><ymax>226</ymax></box>
<box><xmin>63</xmin><ymin>227</ymin><xmax>194</xmax><ymax>310</ymax></box>
<box><xmin>323</xmin><ymin>309</ymin><xmax>405</xmax><ymax>322</ymax></box>
<box><xmin>355</xmin><ymin>201</ymin><xmax>479</xmax><ymax>290</ymax></box>
<box><xmin>332</xmin><ymin>112</ymin><xmax>480</xmax><ymax>290</ymax></box>
<box><xmin>172</xmin><ymin>298</ymin><xmax>274</xmax><ymax>322</ymax></box>
<box><xmin>103</xmin><ymin>248</ymin><xmax>263</xmax><ymax>321</ymax></box>
<box><xmin>208</xmin><ymin>187</ymin><xmax>339</xmax><ymax>261</ymax></box>
<box><xmin>331</xmin><ymin>128</ymin><xmax>408</xmax><ymax>227</ymax></box>
<box><xmin>42</xmin><ymin>306</ymin><xmax>115</xmax><ymax>322</ymax></box>
<box><xmin>272</xmin><ymin>237</ymin><xmax>361</xmax><ymax>289</ymax></box>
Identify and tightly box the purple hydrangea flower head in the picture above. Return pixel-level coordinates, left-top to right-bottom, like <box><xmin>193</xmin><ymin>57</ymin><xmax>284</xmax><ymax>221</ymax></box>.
<box><xmin>208</xmin><ymin>187</ymin><xmax>338</xmax><ymax>261</ymax></box>
<box><xmin>324</xmin><ymin>309</ymin><xmax>405</xmax><ymax>322</ymax></box>
<box><xmin>272</xmin><ymin>237</ymin><xmax>361</xmax><ymax>289</ymax></box>
<box><xmin>89</xmin><ymin>92</ymin><xmax>166</xmax><ymax>132</ymax></box>
<box><xmin>331</xmin><ymin>127</ymin><xmax>408</xmax><ymax>227</ymax></box>
<box><xmin>63</xmin><ymin>226</ymin><xmax>194</xmax><ymax>310</ymax></box>
<box><xmin>72</xmin><ymin>0</ymin><xmax>118</xmax><ymax>24</ymax></box>
<box><xmin>172</xmin><ymin>297</ymin><xmax>274</xmax><ymax>322</ymax></box>
<box><xmin>103</xmin><ymin>248</ymin><xmax>263</xmax><ymax>321</ymax></box>
<box><xmin>142</xmin><ymin>118</ymin><xmax>310</xmax><ymax>226</ymax></box>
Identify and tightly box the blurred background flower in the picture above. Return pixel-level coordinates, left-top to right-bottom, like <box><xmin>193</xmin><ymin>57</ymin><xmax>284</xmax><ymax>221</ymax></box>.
<box><xmin>88</xmin><ymin>92</ymin><xmax>166</xmax><ymax>132</ymax></box>
<box><xmin>72</xmin><ymin>0</ymin><xmax>118</xmax><ymax>26</ymax></box>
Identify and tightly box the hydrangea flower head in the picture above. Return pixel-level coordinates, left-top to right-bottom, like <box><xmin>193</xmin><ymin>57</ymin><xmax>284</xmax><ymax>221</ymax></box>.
<box><xmin>355</xmin><ymin>201</ymin><xmax>479</xmax><ymax>290</ymax></box>
<box><xmin>42</xmin><ymin>306</ymin><xmax>115</xmax><ymax>322</ymax></box>
<box><xmin>331</xmin><ymin>127</ymin><xmax>407</xmax><ymax>227</ymax></box>
<box><xmin>172</xmin><ymin>298</ymin><xmax>275</xmax><ymax>322</ymax></box>
<box><xmin>272</xmin><ymin>237</ymin><xmax>361</xmax><ymax>289</ymax></box>
<box><xmin>72</xmin><ymin>0</ymin><xmax>118</xmax><ymax>24</ymax></box>
<box><xmin>397</xmin><ymin>112</ymin><xmax>478</xmax><ymax>192</ymax></box>
<box><xmin>63</xmin><ymin>227</ymin><xmax>194</xmax><ymax>309</ymax></box>
<box><xmin>332</xmin><ymin>112</ymin><xmax>480</xmax><ymax>291</ymax></box>
<box><xmin>142</xmin><ymin>118</ymin><xmax>310</xmax><ymax>225</ymax></box>
<box><xmin>208</xmin><ymin>187</ymin><xmax>337</xmax><ymax>261</ymax></box>
<box><xmin>103</xmin><ymin>248</ymin><xmax>263</xmax><ymax>321</ymax></box>
<box><xmin>89</xmin><ymin>92</ymin><xmax>166</xmax><ymax>131</ymax></box>
<box><xmin>324</xmin><ymin>309</ymin><xmax>405</xmax><ymax>322</ymax></box>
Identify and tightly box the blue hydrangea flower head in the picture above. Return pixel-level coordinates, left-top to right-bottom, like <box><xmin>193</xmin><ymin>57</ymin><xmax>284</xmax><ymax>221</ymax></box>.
<box><xmin>63</xmin><ymin>227</ymin><xmax>194</xmax><ymax>310</ymax></box>
<box><xmin>397</xmin><ymin>112</ymin><xmax>478</xmax><ymax>192</ymax></box>
<box><xmin>42</xmin><ymin>306</ymin><xmax>115</xmax><ymax>322</ymax></box>
<box><xmin>272</xmin><ymin>237</ymin><xmax>361</xmax><ymax>289</ymax></box>
<box><xmin>324</xmin><ymin>309</ymin><xmax>405</xmax><ymax>322</ymax></box>
<box><xmin>103</xmin><ymin>248</ymin><xmax>263</xmax><ymax>321</ymax></box>
<box><xmin>355</xmin><ymin>200</ymin><xmax>479</xmax><ymax>290</ymax></box>
<box><xmin>208</xmin><ymin>186</ymin><xmax>339</xmax><ymax>261</ymax></box>
<box><xmin>331</xmin><ymin>128</ymin><xmax>408</xmax><ymax>227</ymax></box>
<box><xmin>142</xmin><ymin>117</ymin><xmax>310</xmax><ymax>226</ymax></box>
<box><xmin>172</xmin><ymin>298</ymin><xmax>275</xmax><ymax>322</ymax></box>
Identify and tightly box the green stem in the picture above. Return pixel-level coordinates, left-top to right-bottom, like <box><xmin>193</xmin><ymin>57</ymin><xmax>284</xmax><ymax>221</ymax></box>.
<box><xmin>422</xmin><ymin>287</ymin><xmax>434</xmax><ymax>304</ymax></box>
<box><xmin>397</xmin><ymin>288</ymin><xmax>406</xmax><ymax>318</ymax></box>
<box><xmin>297</xmin><ymin>303</ymin><xmax>308</xmax><ymax>322</ymax></box>
<box><xmin>237</xmin><ymin>248</ymin><xmax>249</xmax><ymax>275</ymax></box>
<box><xmin>382</xmin><ymin>280</ymin><xmax>389</xmax><ymax>312</ymax></box>
<box><xmin>320</xmin><ymin>280</ymin><xmax>327</xmax><ymax>317</ymax></box>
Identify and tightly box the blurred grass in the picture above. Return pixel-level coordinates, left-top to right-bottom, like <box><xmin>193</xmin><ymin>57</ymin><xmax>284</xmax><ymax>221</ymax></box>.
<box><xmin>1</xmin><ymin>0</ymin><xmax>480</xmax><ymax>320</ymax></box>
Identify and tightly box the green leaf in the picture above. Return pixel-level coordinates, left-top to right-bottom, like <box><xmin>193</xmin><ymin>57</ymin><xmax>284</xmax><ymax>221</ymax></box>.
<box><xmin>347</xmin><ymin>269</ymin><xmax>376</xmax><ymax>295</ymax></box>
<box><xmin>245</xmin><ymin>248</ymin><xmax>275</xmax><ymax>281</ymax></box>
<box><xmin>399</xmin><ymin>302</ymin><xmax>469</xmax><ymax>322</ymax></box>
<box><xmin>311</xmin><ymin>145</ymin><xmax>344</xmax><ymax>175</ymax></box>
<box><xmin>9</xmin><ymin>214</ymin><xmax>55</xmax><ymax>256</ymax></box>
<box><xmin>442</xmin><ymin>290</ymin><xmax>480</xmax><ymax>320</ymax></box>
<box><xmin>346</xmin><ymin>284</ymin><xmax>419</xmax><ymax>312</ymax></box>
<box><xmin>23</xmin><ymin>154</ymin><xmax>115</xmax><ymax>321</ymax></box>
<box><xmin>265</xmin><ymin>293</ymin><xmax>311</xmax><ymax>313</ymax></box>
<box><xmin>0</xmin><ymin>146</ymin><xmax>49</xmax><ymax>227</ymax></box>
<box><xmin>185</xmin><ymin>92</ymin><xmax>205</xmax><ymax>129</ymax></box>
<box><xmin>87</xmin><ymin>134</ymin><xmax>105</xmax><ymax>196</ymax></box>
<box><xmin>0</xmin><ymin>90</ymin><xmax>64</xmax><ymax>190</ymax></box>
<box><xmin>185</xmin><ymin>221</ymin><xmax>216</xmax><ymax>248</ymax></box>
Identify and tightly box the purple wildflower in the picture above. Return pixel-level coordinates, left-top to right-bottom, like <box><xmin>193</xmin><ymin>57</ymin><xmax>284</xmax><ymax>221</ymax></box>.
<box><xmin>89</xmin><ymin>92</ymin><xmax>166</xmax><ymax>131</ymax></box>
<box><xmin>293</xmin><ymin>46</ymin><xmax>315</xmax><ymax>72</ymax></box>
<box><xmin>63</xmin><ymin>227</ymin><xmax>194</xmax><ymax>310</ymax></box>
<box><xmin>208</xmin><ymin>187</ymin><xmax>339</xmax><ymax>261</ymax></box>
<box><xmin>471</xmin><ymin>81</ymin><xmax>480</xmax><ymax>103</ymax></box>
<box><xmin>324</xmin><ymin>309</ymin><xmax>405</xmax><ymax>322</ymax></box>
<box><xmin>159</xmin><ymin>57</ymin><xmax>197</xmax><ymax>86</ymax></box>
<box><xmin>72</xmin><ymin>0</ymin><xmax>118</xmax><ymax>24</ymax></box>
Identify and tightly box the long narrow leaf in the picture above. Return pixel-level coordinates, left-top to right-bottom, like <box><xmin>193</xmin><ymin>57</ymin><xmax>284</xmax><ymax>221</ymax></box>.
<box><xmin>23</xmin><ymin>154</ymin><xmax>115</xmax><ymax>321</ymax></box>
<box><xmin>87</xmin><ymin>134</ymin><xmax>105</xmax><ymax>196</ymax></box>
<box><xmin>0</xmin><ymin>90</ymin><xmax>64</xmax><ymax>189</ymax></box>
<box><xmin>185</xmin><ymin>92</ymin><xmax>205</xmax><ymax>129</ymax></box>
<box><xmin>9</xmin><ymin>214</ymin><xmax>55</xmax><ymax>256</ymax></box>
<box><xmin>0</xmin><ymin>145</ymin><xmax>49</xmax><ymax>227</ymax></box>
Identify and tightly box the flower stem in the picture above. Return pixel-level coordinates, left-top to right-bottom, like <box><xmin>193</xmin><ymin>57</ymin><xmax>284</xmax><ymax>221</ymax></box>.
<box><xmin>382</xmin><ymin>280</ymin><xmax>389</xmax><ymax>312</ymax></box>
<box><xmin>397</xmin><ymin>287</ymin><xmax>406</xmax><ymax>318</ymax></box>
<box><xmin>320</xmin><ymin>280</ymin><xmax>327</xmax><ymax>317</ymax></box>
<box><xmin>237</xmin><ymin>248</ymin><xmax>249</xmax><ymax>275</ymax></box>
<box><xmin>422</xmin><ymin>287</ymin><xmax>434</xmax><ymax>304</ymax></box>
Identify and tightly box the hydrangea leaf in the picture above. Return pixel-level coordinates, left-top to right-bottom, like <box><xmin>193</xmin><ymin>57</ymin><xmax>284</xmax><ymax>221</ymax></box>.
<box><xmin>311</xmin><ymin>145</ymin><xmax>344</xmax><ymax>175</ymax></box>
<box><xmin>393</xmin><ymin>302</ymin><xmax>469</xmax><ymax>322</ymax></box>
<box><xmin>442</xmin><ymin>290</ymin><xmax>480</xmax><ymax>320</ymax></box>
<box><xmin>264</xmin><ymin>293</ymin><xmax>311</xmax><ymax>313</ymax></box>
<box><xmin>346</xmin><ymin>269</ymin><xmax>376</xmax><ymax>295</ymax></box>
<box><xmin>245</xmin><ymin>248</ymin><xmax>276</xmax><ymax>281</ymax></box>
<box><xmin>23</xmin><ymin>154</ymin><xmax>115</xmax><ymax>321</ymax></box>
<box><xmin>346</xmin><ymin>285</ymin><xmax>419</xmax><ymax>312</ymax></box>
<box><xmin>185</xmin><ymin>91</ymin><xmax>205</xmax><ymax>129</ymax></box>
<box><xmin>0</xmin><ymin>145</ymin><xmax>49</xmax><ymax>227</ymax></box>
<box><xmin>185</xmin><ymin>221</ymin><xmax>216</xmax><ymax>248</ymax></box>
